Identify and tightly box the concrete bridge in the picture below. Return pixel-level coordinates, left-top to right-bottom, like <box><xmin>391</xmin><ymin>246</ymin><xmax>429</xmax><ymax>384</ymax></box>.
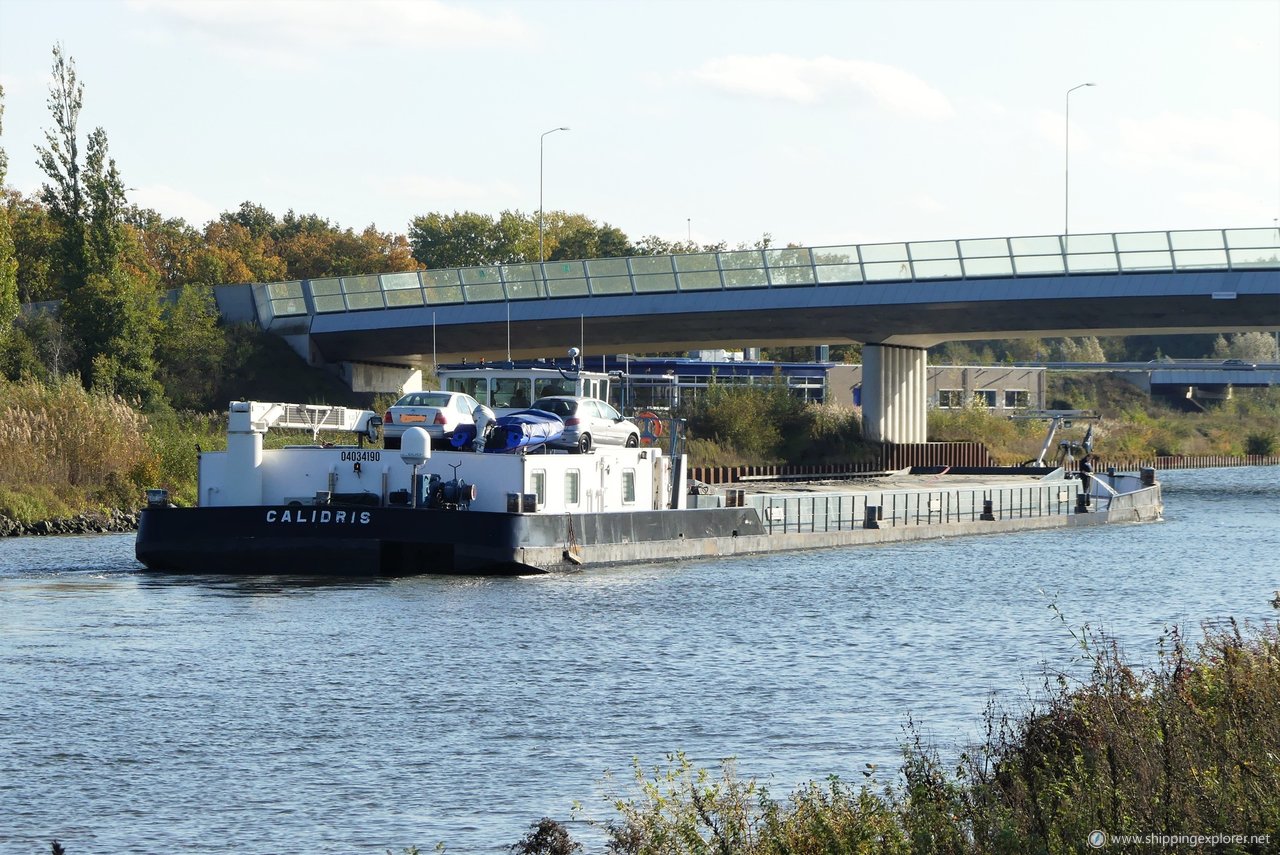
<box><xmin>215</xmin><ymin>227</ymin><xmax>1280</xmax><ymax>443</ymax></box>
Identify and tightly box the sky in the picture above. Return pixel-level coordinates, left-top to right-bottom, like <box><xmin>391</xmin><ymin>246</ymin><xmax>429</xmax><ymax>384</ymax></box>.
<box><xmin>0</xmin><ymin>0</ymin><xmax>1277</xmax><ymax>250</ymax></box>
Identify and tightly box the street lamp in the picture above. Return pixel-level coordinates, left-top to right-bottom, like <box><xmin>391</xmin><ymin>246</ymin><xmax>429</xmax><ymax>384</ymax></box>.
<box><xmin>1064</xmin><ymin>82</ymin><xmax>1095</xmax><ymax>240</ymax></box>
<box><xmin>539</xmin><ymin>126</ymin><xmax>570</xmax><ymax>262</ymax></box>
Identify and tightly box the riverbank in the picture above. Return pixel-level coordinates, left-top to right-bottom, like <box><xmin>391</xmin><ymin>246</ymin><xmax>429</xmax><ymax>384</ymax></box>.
<box><xmin>0</xmin><ymin>508</ymin><xmax>138</xmax><ymax>538</ymax></box>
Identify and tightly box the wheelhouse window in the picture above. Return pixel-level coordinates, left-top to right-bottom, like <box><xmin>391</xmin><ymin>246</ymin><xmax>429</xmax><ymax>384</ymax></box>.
<box><xmin>622</xmin><ymin>469</ymin><xmax>636</xmax><ymax>504</ymax></box>
<box><xmin>564</xmin><ymin>469</ymin><xmax>580</xmax><ymax>505</ymax></box>
<box><xmin>493</xmin><ymin>378</ymin><xmax>533</xmax><ymax>409</ymax></box>
<box><xmin>446</xmin><ymin>377</ymin><xmax>488</xmax><ymax>404</ymax></box>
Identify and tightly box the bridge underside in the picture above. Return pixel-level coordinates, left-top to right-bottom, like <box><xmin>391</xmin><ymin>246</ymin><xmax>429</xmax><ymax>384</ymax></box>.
<box><xmin>297</xmin><ymin>269</ymin><xmax>1279</xmax><ymax>444</ymax></box>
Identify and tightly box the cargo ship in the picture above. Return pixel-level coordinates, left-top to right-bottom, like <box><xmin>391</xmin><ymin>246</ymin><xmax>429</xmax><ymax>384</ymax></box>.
<box><xmin>135</xmin><ymin>400</ymin><xmax>1162</xmax><ymax>576</ymax></box>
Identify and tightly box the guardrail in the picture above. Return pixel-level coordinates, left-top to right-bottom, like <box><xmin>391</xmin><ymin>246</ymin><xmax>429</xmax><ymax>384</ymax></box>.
<box><xmin>251</xmin><ymin>227</ymin><xmax>1280</xmax><ymax>325</ymax></box>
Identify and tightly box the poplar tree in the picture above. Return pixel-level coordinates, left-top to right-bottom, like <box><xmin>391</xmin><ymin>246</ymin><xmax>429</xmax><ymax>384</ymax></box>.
<box><xmin>0</xmin><ymin>85</ymin><xmax>21</xmax><ymax>343</ymax></box>
<box><xmin>34</xmin><ymin>44</ymin><xmax>161</xmax><ymax>405</ymax></box>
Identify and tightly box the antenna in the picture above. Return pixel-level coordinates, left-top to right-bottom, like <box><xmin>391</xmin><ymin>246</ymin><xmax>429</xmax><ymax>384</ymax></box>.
<box><xmin>506</xmin><ymin>301</ymin><xmax>512</xmax><ymax>364</ymax></box>
<box><xmin>432</xmin><ymin>311</ymin><xmax>437</xmax><ymax>373</ymax></box>
<box><xmin>580</xmin><ymin>314</ymin><xmax>584</xmax><ymax>368</ymax></box>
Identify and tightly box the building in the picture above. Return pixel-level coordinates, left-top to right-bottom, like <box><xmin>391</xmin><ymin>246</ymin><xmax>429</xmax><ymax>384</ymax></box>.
<box><xmin>828</xmin><ymin>364</ymin><xmax>1046</xmax><ymax>412</ymax></box>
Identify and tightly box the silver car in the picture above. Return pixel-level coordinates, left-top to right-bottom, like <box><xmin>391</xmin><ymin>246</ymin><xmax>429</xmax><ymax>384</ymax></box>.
<box><xmin>530</xmin><ymin>396</ymin><xmax>640</xmax><ymax>453</ymax></box>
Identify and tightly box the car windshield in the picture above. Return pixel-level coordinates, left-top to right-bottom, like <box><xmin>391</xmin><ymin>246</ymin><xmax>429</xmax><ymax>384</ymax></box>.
<box><xmin>532</xmin><ymin>398</ymin><xmax>575</xmax><ymax>418</ymax></box>
<box><xmin>396</xmin><ymin>392</ymin><xmax>453</xmax><ymax>408</ymax></box>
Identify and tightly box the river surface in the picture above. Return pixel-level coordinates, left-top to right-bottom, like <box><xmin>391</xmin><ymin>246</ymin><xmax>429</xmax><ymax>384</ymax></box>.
<box><xmin>2</xmin><ymin>467</ymin><xmax>1277</xmax><ymax>854</ymax></box>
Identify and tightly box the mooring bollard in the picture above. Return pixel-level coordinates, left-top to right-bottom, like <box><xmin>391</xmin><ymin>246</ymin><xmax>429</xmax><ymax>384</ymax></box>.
<box><xmin>863</xmin><ymin>505</ymin><xmax>880</xmax><ymax>529</ymax></box>
<box><xmin>980</xmin><ymin>499</ymin><xmax>995</xmax><ymax>521</ymax></box>
<box><xmin>1076</xmin><ymin>493</ymin><xmax>1089</xmax><ymax>513</ymax></box>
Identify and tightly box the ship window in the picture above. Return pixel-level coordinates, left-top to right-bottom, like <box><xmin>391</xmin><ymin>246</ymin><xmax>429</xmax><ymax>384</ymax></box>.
<box><xmin>1004</xmin><ymin>389</ymin><xmax>1029</xmax><ymax>409</ymax></box>
<box><xmin>938</xmin><ymin>389</ymin><xmax>964</xmax><ymax>408</ymax></box>
<box><xmin>531</xmin><ymin>470</ymin><xmax>546</xmax><ymax>507</ymax></box>
<box><xmin>493</xmin><ymin>378</ymin><xmax>533</xmax><ymax>409</ymax></box>
<box><xmin>565</xmin><ymin>469</ymin><xmax>580</xmax><ymax>505</ymax></box>
<box><xmin>974</xmin><ymin>390</ymin><xmax>997</xmax><ymax>408</ymax></box>
<box><xmin>622</xmin><ymin>468</ymin><xmax>636</xmax><ymax>504</ymax></box>
<box><xmin>446</xmin><ymin>377</ymin><xmax>489</xmax><ymax>404</ymax></box>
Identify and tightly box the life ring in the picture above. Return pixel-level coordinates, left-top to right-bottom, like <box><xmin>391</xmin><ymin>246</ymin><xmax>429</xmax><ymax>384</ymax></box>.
<box><xmin>636</xmin><ymin>411</ymin><xmax>664</xmax><ymax>445</ymax></box>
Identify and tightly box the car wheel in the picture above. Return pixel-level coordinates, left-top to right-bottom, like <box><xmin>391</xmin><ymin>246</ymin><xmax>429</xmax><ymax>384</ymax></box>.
<box><xmin>625</xmin><ymin>433</ymin><xmax>639</xmax><ymax>448</ymax></box>
<box><xmin>576</xmin><ymin>433</ymin><xmax>592</xmax><ymax>454</ymax></box>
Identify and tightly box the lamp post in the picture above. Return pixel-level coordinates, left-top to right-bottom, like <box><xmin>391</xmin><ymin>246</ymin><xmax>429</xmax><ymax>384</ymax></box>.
<box><xmin>539</xmin><ymin>126</ymin><xmax>570</xmax><ymax>262</ymax></box>
<box><xmin>1064</xmin><ymin>82</ymin><xmax>1095</xmax><ymax>240</ymax></box>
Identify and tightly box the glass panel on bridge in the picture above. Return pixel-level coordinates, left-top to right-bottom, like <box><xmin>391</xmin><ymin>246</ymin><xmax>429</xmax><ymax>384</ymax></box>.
<box><xmin>309</xmin><ymin>277</ymin><xmax>346</xmax><ymax>312</ymax></box>
<box><xmin>1172</xmin><ymin>249</ymin><xmax>1229</xmax><ymax>269</ymax></box>
<box><xmin>460</xmin><ymin>267</ymin><xmax>504</xmax><ymax>301</ymax></box>
<box><xmin>505</xmin><ymin>280</ymin><xmax>545</xmax><ymax>299</ymax></box>
<box><xmin>1229</xmin><ymin>248</ymin><xmax>1280</xmax><ymax>268</ymax></box>
<box><xmin>907</xmin><ymin>240</ymin><xmax>957</xmax><ymax>261</ymax></box>
<box><xmin>546</xmin><ymin>277</ymin><xmax>589</xmax><ymax>297</ymax></box>
<box><xmin>815</xmin><ymin>263</ymin><xmax>862</xmax><ymax>284</ymax></box>
<box><xmin>962</xmin><ymin>257</ymin><xmax>1014</xmax><ymax>277</ymax></box>
<box><xmin>589</xmin><ymin>275</ymin><xmax>633</xmax><ymax>295</ymax></box>
<box><xmin>858</xmin><ymin>243</ymin><xmax>908</xmax><ymax>263</ymax></box>
<box><xmin>765</xmin><ymin>247</ymin><xmax>813</xmax><ymax>267</ymax></box>
<box><xmin>718</xmin><ymin>250</ymin><xmax>764</xmax><ymax>270</ymax></box>
<box><xmin>813</xmin><ymin>246</ymin><xmax>857</xmax><ymax>263</ymax></box>
<box><xmin>342</xmin><ymin>275</ymin><xmax>385</xmax><ymax>311</ymax></box>
<box><xmin>630</xmin><ymin>256</ymin><xmax>675</xmax><ymax>275</ymax></box>
<box><xmin>767</xmin><ymin>266</ymin><xmax>816</xmax><ymax>286</ymax></box>
<box><xmin>678</xmin><ymin>270</ymin><xmax>723</xmax><ymax>290</ymax></box>
<box><xmin>544</xmin><ymin>261</ymin><xmax>585</xmax><ymax>279</ymax></box>
<box><xmin>586</xmin><ymin>258</ymin><xmax>629</xmax><ymax>277</ymax></box>
<box><xmin>912</xmin><ymin>259</ymin><xmax>963</xmax><ymax>279</ymax></box>
<box><xmin>1225</xmin><ymin>228</ymin><xmax>1280</xmax><ymax>249</ymax></box>
<box><xmin>633</xmin><ymin>273</ymin><xmax>677</xmax><ymax>292</ymax></box>
<box><xmin>502</xmin><ymin>263</ymin><xmax>540</xmax><ymax>282</ymax></box>
<box><xmin>863</xmin><ymin>261</ymin><xmax>915</xmax><ymax>281</ymax></box>
<box><xmin>461</xmin><ymin>281</ymin><xmax>505</xmax><ymax>302</ymax></box>
<box><xmin>1118</xmin><ymin>250</ymin><xmax>1173</xmax><ymax>271</ymax></box>
<box><xmin>422</xmin><ymin>269</ymin><xmax>463</xmax><ymax>304</ymax></box>
<box><xmin>1012</xmin><ymin>255</ymin><xmax>1066</xmax><ymax>275</ymax></box>
<box><xmin>721</xmin><ymin>266</ymin><xmax>768</xmax><ymax>288</ymax></box>
<box><xmin>959</xmin><ymin>238</ymin><xmax>1008</xmax><ymax>258</ymax></box>
<box><xmin>1170</xmin><ymin>230</ymin><xmax>1225</xmax><ymax>250</ymax></box>
<box><xmin>380</xmin><ymin>272</ymin><xmax>424</xmax><ymax>308</ymax></box>
<box><xmin>1009</xmin><ymin>236</ymin><xmax>1061</xmax><ymax>257</ymax></box>
<box><xmin>1063</xmin><ymin>233</ymin><xmax>1114</xmax><ymax>253</ymax></box>
<box><xmin>1067</xmin><ymin>253</ymin><xmax>1120</xmax><ymax>273</ymax></box>
<box><xmin>674</xmin><ymin>253</ymin><xmax>720</xmax><ymax>272</ymax></box>
<box><xmin>264</xmin><ymin>281</ymin><xmax>306</xmax><ymax>316</ymax></box>
<box><xmin>461</xmin><ymin>266</ymin><xmax>503</xmax><ymax>285</ymax></box>
<box><xmin>502</xmin><ymin>265</ymin><xmax>545</xmax><ymax>299</ymax></box>
<box><xmin>1115</xmin><ymin>232</ymin><xmax>1170</xmax><ymax>252</ymax></box>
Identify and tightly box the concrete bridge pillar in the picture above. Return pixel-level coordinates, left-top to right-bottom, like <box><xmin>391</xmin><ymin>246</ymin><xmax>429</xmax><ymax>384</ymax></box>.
<box><xmin>861</xmin><ymin>343</ymin><xmax>928</xmax><ymax>443</ymax></box>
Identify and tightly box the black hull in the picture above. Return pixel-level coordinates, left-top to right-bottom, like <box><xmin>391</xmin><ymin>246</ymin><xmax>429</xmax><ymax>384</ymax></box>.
<box><xmin>135</xmin><ymin>505</ymin><xmax>765</xmax><ymax>576</ymax></box>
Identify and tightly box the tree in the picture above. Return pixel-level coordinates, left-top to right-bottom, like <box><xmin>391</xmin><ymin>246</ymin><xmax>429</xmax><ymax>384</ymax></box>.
<box><xmin>0</xmin><ymin>85</ymin><xmax>20</xmax><ymax>344</ymax></box>
<box><xmin>155</xmin><ymin>285</ymin><xmax>226</xmax><ymax>409</ymax></box>
<box><xmin>408</xmin><ymin>210</ymin><xmax>524</xmax><ymax>268</ymax></box>
<box><xmin>34</xmin><ymin>44</ymin><xmax>88</xmax><ymax>296</ymax></box>
<box><xmin>34</xmin><ymin>44</ymin><xmax>160</xmax><ymax>398</ymax></box>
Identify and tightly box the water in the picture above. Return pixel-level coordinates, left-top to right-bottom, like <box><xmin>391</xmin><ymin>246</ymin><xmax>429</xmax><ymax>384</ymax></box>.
<box><xmin>2</xmin><ymin>468</ymin><xmax>1277</xmax><ymax>854</ymax></box>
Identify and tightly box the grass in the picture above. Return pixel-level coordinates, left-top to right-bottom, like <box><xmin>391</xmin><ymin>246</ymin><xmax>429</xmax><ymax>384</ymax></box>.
<box><xmin>508</xmin><ymin>612</ymin><xmax>1280</xmax><ymax>854</ymax></box>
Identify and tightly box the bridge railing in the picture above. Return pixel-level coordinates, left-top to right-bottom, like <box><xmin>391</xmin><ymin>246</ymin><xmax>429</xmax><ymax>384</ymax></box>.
<box><xmin>251</xmin><ymin>227</ymin><xmax>1280</xmax><ymax>326</ymax></box>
